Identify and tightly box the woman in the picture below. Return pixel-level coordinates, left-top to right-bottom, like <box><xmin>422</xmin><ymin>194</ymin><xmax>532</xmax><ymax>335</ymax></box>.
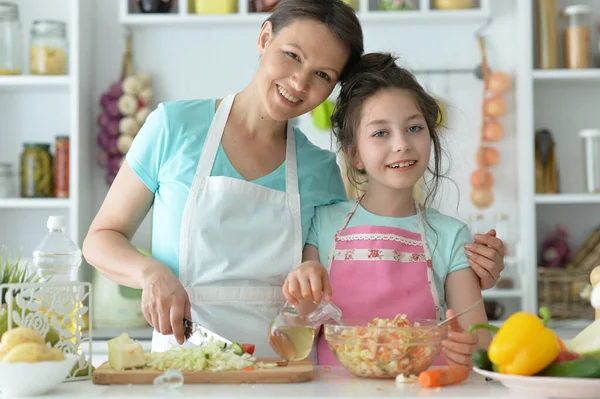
<box><xmin>83</xmin><ymin>0</ymin><xmax>505</xmax><ymax>357</ymax></box>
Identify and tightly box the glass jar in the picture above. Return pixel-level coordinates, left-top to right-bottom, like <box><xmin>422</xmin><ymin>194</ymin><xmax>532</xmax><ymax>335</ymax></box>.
<box><xmin>468</xmin><ymin>214</ymin><xmax>485</xmax><ymax>235</ymax></box>
<box><xmin>561</xmin><ymin>5</ymin><xmax>591</xmax><ymax>69</ymax></box>
<box><xmin>54</xmin><ymin>136</ymin><xmax>69</xmax><ymax>198</ymax></box>
<box><xmin>268</xmin><ymin>302</ymin><xmax>342</xmax><ymax>361</ymax></box>
<box><xmin>494</xmin><ymin>213</ymin><xmax>510</xmax><ymax>257</ymax></box>
<box><xmin>0</xmin><ymin>162</ymin><xmax>16</xmax><ymax>198</ymax></box>
<box><xmin>580</xmin><ymin>129</ymin><xmax>600</xmax><ymax>193</ymax></box>
<box><xmin>30</xmin><ymin>20</ymin><xmax>68</xmax><ymax>75</ymax></box>
<box><xmin>378</xmin><ymin>0</ymin><xmax>417</xmax><ymax>11</ymax></box>
<box><xmin>434</xmin><ymin>0</ymin><xmax>473</xmax><ymax>10</ymax></box>
<box><xmin>20</xmin><ymin>143</ymin><xmax>54</xmax><ymax>198</ymax></box>
<box><xmin>137</xmin><ymin>0</ymin><xmax>173</xmax><ymax>13</ymax></box>
<box><xmin>0</xmin><ymin>2</ymin><xmax>22</xmax><ymax>75</ymax></box>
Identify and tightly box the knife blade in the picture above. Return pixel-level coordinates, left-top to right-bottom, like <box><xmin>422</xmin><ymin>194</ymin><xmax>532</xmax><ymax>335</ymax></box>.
<box><xmin>183</xmin><ymin>318</ymin><xmax>233</xmax><ymax>348</ymax></box>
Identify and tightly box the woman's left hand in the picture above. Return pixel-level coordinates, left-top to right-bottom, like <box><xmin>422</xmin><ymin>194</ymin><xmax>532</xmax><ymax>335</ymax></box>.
<box><xmin>465</xmin><ymin>229</ymin><xmax>505</xmax><ymax>290</ymax></box>
<box><xmin>442</xmin><ymin>309</ymin><xmax>478</xmax><ymax>366</ymax></box>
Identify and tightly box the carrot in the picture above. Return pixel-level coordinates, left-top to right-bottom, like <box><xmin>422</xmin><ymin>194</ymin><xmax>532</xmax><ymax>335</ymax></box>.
<box><xmin>418</xmin><ymin>365</ymin><xmax>469</xmax><ymax>388</ymax></box>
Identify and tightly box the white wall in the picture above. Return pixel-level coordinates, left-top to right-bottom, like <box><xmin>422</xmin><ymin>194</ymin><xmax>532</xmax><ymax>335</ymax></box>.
<box><xmin>90</xmin><ymin>0</ymin><xmax>519</xmax><ymax>252</ymax></box>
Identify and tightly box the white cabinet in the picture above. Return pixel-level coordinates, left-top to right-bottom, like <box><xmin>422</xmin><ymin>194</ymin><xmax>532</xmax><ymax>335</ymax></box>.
<box><xmin>515</xmin><ymin>1</ymin><xmax>600</xmax><ymax>317</ymax></box>
<box><xmin>0</xmin><ymin>1</ymin><xmax>93</xmax><ymax>261</ymax></box>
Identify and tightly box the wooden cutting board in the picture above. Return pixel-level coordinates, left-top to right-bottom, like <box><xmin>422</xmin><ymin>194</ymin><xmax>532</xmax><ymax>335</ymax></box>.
<box><xmin>92</xmin><ymin>358</ymin><xmax>315</xmax><ymax>385</ymax></box>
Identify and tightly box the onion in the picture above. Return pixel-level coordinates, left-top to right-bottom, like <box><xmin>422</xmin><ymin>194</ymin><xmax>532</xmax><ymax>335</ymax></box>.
<box><xmin>105</xmin><ymin>136</ymin><xmax>120</xmax><ymax>155</ymax></box>
<box><xmin>471</xmin><ymin>188</ymin><xmax>494</xmax><ymax>209</ymax></box>
<box><xmin>108</xmin><ymin>81</ymin><xmax>123</xmax><ymax>98</ymax></box>
<box><xmin>105</xmin><ymin>101</ymin><xmax>121</xmax><ymax>118</ymax></box>
<box><xmin>471</xmin><ymin>169</ymin><xmax>494</xmax><ymax>189</ymax></box>
<box><xmin>482</xmin><ymin>121</ymin><xmax>504</xmax><ymax>142</ymax></box>
<box><xmin>106</xmin><ymin>118</ymin><xmax>120</xmax><ymax>137</ymax></box>
<box><xmin>487</xmin><ymin>72</ymin><xmax>512</xmax><ymax>95</ymax></box>
<box><xmin>108</xmin><ymin>155</ymin><xmax>122</xmax><ymax>173</ymax></box>
<box><xmin>106</xmin><ymin>171</ymin><xmax>117</xmax><ymax>186</ymax></box>
<box><xmin>476</xmin><ymin>147</ymin><xmax>499</xmax><ymax>167</ymax></box>
<box><xmin>96</xmin><ymin>151</ymin><xmax>109</xmax><ymax>168</ymax></box>
<box><xmin>100</xmin><ymin>93</ymin><xmax>113</xmax><ymax>110</ymax></box>
<box><xmin>97</xmin><ymin>112</ymin><xmax>110</xmax><ymax>128</ymax></box>
<box><xmin>117</xmin><ymin>135</ymin><xmax>134</xmax><ymax>155</ymax></box>
<box><xmin>484</xmin><ymin>96</ymin><xmax>507</xmax><ymax>118</ymax></box>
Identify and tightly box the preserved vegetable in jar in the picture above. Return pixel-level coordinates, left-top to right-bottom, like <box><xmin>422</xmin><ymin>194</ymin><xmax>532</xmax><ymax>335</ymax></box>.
<box><xmin>20</xmin><ymin>143</ymin><xmax>53</xmax><ymax>198</ymax></box>
<box><xmin>30</xmin><ymin>20</ymin><xmax>68</xmax><ymax>75</ymax></box>
<box><xmin>54</xmin><ymin>136</ymin><xmax>69</xmax><ymax>198</ymax></box>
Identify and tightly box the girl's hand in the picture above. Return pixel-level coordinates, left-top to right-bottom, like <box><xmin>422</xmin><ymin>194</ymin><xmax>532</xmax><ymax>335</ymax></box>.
<box><xmin>442</xmin><ymin>309</ymin><xmax>478</xmax><ymax>367</ymax></box>
<box><xmin>283</xmin><ymin>260</ymin><xmax>332</xmax><ymax>306</ymax></box>
<box><xmin>465</xmin><ymin>229</ymin><xmax>505</xmax><ymax>290</ymax></box>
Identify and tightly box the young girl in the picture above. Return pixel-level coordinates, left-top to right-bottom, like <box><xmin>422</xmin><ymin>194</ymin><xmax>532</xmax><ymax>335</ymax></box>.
<box><xmin>283</xmin><ymin>52</ymin><xmax>491</xmax><ymax>366</ymax></box>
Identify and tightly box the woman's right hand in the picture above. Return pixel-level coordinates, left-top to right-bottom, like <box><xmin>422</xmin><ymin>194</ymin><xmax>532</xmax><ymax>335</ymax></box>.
<box><xmin>141</xmin><ymin>265</ymin><xmax>192</xmax><ymax>345</ymax></box>
<box><xmin>283</xmin><ymin>260</ymin><xmax>332</xmax><ymax>306</ymax></box>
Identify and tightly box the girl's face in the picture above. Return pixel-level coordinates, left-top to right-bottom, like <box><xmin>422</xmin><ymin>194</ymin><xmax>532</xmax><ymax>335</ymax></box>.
<box><xmin>256</xmin><ymin>18</ymin><xmax>349</xmax><ymax>121</ymax></box>
<box><xmin>351</xmin><ymin>89</ymin><xmax>432</xmax><ymax>193</ymax></box>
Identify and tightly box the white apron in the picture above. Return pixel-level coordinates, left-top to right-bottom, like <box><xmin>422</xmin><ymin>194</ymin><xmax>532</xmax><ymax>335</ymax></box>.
<box><xmin>152</xmin><ymin>94</ymin><xmax>302</xmax><ymax>357</ymax></box>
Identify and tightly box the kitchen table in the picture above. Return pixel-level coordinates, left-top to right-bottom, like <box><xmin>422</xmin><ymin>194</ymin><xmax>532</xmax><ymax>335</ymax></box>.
<box><xmin>13</xmin><ymin>367</ymin><xmax>535</xmax><ymax>399</ymax></box>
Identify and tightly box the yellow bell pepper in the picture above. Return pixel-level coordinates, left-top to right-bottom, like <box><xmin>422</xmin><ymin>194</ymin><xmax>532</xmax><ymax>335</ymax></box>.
<box><xmin>470</xmin><ymin>307</ymin><xmax>560</xmax><ymax>376</ymax></box>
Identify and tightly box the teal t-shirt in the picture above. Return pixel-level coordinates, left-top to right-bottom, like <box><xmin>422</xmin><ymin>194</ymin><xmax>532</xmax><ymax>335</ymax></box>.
<box><xmin>126</xmin><ymin>99</ymin><xmax>348</xmax><ymax>277</ymax></box>
<box><xmin>306</xmin><ymin>200</ymin><xmax>473</xmax><ymax>312</ymax></box>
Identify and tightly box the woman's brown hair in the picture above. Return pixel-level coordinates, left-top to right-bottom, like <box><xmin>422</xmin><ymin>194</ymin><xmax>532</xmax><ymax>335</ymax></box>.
<box><xmin>264</xmin><ymin>0</ymin><xmax>364</xmax><ymax>82</ymax></box>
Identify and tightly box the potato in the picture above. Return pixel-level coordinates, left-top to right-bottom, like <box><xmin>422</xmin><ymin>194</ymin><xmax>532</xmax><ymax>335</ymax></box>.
<box><xmin>1</xmin><ymin>327</ymin><xmax>45</xmax><ymax>351</ymax></box>
<box><xmin>50</xmin><ymin>347</ymin><xmax>65</xmax><ymax>361</ymax></box>
<box><xmin>2</xmin><ymin>342</ymin><xmax>54</xmax><ymax>363</ymax></box>
<box><xmin>0</xmin><ymin>344</ymin><xmax>10</xmax><ymax>361</ymax></box>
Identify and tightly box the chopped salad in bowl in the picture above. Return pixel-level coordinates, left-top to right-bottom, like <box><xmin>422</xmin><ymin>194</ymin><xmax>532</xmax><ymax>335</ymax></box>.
<box><xmin>324</xmin><ymin>314</ymin><xmax>448</xmax><ymax>378</ymax></box>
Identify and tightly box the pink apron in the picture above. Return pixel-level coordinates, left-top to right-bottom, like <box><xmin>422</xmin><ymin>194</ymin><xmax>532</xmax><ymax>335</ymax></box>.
<box><xmin>317</xmin><ymin>198</ymin><xmax>444</xmax><ymax>366</ymax></box>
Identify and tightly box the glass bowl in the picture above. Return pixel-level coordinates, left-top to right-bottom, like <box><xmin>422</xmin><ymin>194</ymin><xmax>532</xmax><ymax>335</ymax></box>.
<box><xmin>324</xmin><ymin>317</ymin><xmax>448</xmax><ymax>379</ymax></box>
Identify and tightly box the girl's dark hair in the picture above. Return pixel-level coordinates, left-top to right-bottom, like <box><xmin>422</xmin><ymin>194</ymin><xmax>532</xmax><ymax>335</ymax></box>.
<box><xmin>331</xmin><ymin>52</ymin><xmax>445</xmax><ymax>208</ymax></box>
<box><xmin>265</xmin><ymin>0</ymin><xmax>364</xmax><ymax>82</ymax></box>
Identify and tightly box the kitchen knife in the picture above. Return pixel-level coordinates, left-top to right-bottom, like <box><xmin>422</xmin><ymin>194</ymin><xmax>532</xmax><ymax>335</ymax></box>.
<box><xmin>183</xmin><ymin>318</ymin><xmax>233</xmax><ymax>348</ymax></box>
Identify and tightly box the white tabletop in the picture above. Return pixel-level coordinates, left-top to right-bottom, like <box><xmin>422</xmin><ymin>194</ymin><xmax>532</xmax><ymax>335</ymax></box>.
<box><xmin>13</xmin><ymin>367</ymin><xmax>531</xmax><ymax>399</ymax></box>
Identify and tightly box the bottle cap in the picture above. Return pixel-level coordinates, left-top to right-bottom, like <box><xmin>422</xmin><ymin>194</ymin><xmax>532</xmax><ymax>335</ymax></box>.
<box><xmin>47</xmin><ymin>216</ymin><xmax>66</xmax><ymax>231</ymax></box>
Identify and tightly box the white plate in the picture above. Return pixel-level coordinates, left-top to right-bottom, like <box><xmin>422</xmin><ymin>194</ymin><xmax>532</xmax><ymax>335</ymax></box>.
<box><xmin>473</xmin><ymin>367</ymin><xmax>600</xmax><ymax>398</ymax></box>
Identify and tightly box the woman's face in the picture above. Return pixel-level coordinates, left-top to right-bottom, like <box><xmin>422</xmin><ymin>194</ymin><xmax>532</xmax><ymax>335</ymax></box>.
<box><xmin>256</xmin><ymin>18</ymin><xmax>349</xmax><ymax>121</ymax></box>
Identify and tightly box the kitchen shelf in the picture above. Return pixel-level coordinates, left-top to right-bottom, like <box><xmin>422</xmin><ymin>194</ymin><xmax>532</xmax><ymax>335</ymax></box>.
<box><xmin>535</xmin><ymin>194</ymin><xmax>600</xmax><ymax>205</ymax></box>
<box><xmin>120</xmin><ymin>0</ymin><xmax>491</xmax><ymax>26</ymax></box>
<box><xmin>0</xmin><ymin>75</ymin><xmax>72</xmax><ymax>89</ymax></box>
<box><xmin>533</xmin><ymin>69</ymin><xmax>600</xmax><ymax>82</ymax></box>
<box><xmin>483</xmin><ymin>288</ymin><xmax>523</xmax><ymax>299</ymax></box>
<box><xmin>0</xmin><ymin>198</ymin><xmax>72</xmax><ymax>209</ymax></box>
<box><xmin>120</xmin><ymin>10</ymin><xmax>491</xmax><ymax>26</ymax></box>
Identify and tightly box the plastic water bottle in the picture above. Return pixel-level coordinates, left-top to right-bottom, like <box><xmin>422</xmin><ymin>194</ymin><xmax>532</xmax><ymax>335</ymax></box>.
<box><xmin>33</xmin><ymin>216</ymin><xmax>81</xmax><ymax>283</ymax></box>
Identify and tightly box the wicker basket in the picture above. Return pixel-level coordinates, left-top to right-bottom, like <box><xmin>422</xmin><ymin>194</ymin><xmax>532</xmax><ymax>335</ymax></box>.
<box><xmin>537</xmin><ymin>226</ymin><xmax>600</xmax><ymax>320</ymax></box>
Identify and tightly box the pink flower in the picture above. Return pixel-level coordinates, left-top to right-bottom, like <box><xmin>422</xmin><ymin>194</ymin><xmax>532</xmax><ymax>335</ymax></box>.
<box><xmin>368</xmin><ymin>249</ymin><xmax>382</xmax><ymax>259</ymax></box>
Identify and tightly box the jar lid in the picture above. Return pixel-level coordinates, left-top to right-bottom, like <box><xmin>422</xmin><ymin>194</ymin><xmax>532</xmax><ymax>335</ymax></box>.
<box><xmin>24</xmin><ymin>143</ymin><xmax>51</xmax><ymax>149</ymax></box>
<box><xmin>579</xmin><ymin>129</ymin><xmax>600</xmax><ymax>139</ymax></box>
<box><xmin>495</xmin><ymin>213</ymin><xmax>508</xmax><ymax>221</ymax></box>
<box><xmin>31</xmin><ymin>19</ymin><xmax>66</xmax><ymax>36</ymax></box>
<box><xmin>562</xmin><ymin>5</ymin><xmax>591</xmax><ymax>17</ymax></box>
<box><xmin>0</xmin><ymin>2</ymin><xmax>18</xmax><ymax>20</ymax></box>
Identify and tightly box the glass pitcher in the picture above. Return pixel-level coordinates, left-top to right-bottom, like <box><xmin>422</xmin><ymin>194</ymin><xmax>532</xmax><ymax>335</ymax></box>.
<box><xmin>268</xmin><ymin>301</ymin><xmax>342</xmax><ymax>361</ymax></box>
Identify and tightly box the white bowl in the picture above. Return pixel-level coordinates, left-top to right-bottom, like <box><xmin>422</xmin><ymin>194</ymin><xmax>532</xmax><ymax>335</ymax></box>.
<box><xmin>0</xmin><ymin>353</ymin><xmax>78</xmax><ymax>397</ymax></box>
